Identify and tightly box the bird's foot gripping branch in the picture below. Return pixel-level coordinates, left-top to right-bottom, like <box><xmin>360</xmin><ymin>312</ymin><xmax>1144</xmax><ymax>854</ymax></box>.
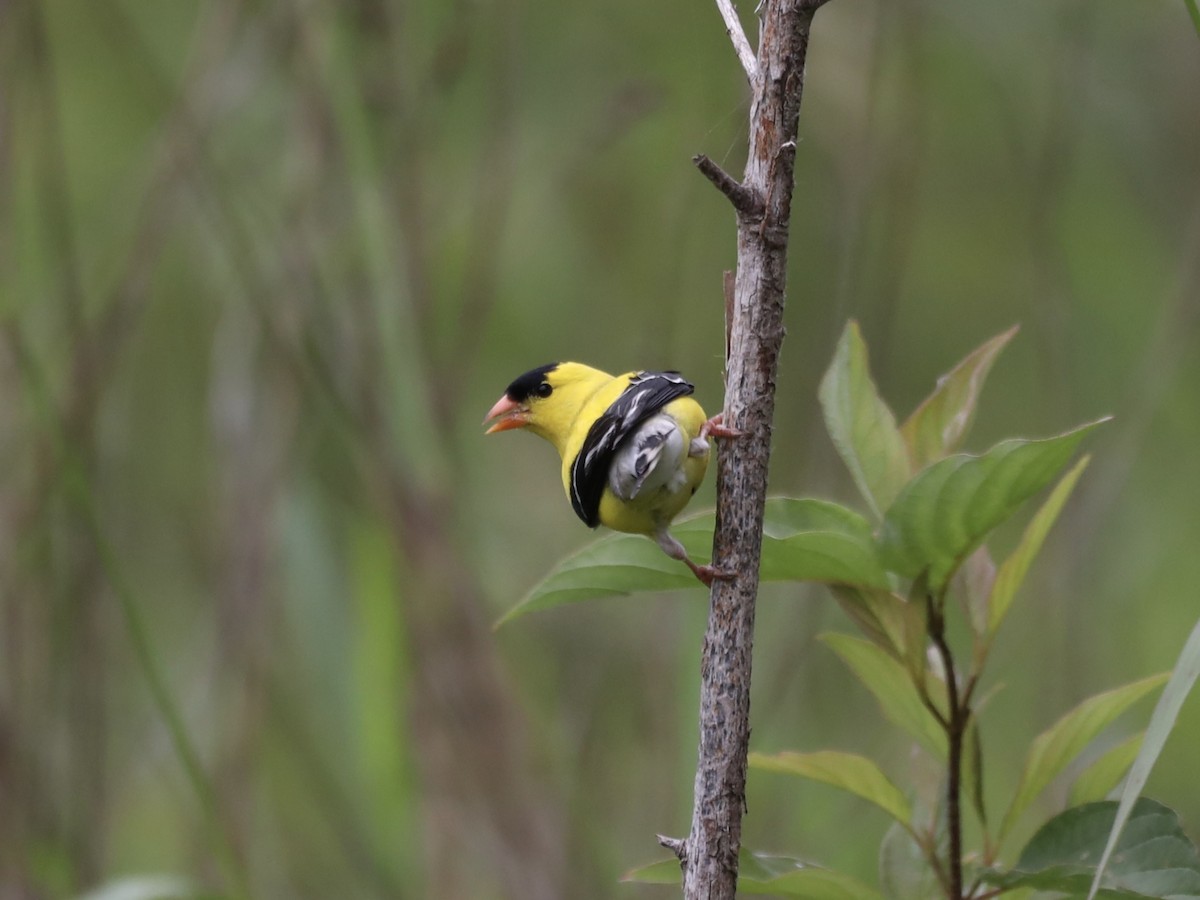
<box><xmin>499</xmin><ymin>323</ymin><xmax>1200</xmax><ymax>900</ymax></box>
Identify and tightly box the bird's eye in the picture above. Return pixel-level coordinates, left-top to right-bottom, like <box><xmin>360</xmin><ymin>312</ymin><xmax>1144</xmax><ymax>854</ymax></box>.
<box><xmin>535</xmin><ymin>382</ymin><xmax>553</xmax><ymax>398</ymax></box>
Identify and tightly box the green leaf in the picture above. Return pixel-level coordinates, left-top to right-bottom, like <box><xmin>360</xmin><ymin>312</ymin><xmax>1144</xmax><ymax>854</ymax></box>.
<box><xmin>987</xmin><ymin>798</ymin><xmax>1200</xmax><ymax>898</ymax></box>
<box><xmin>1070</xmin><ymin>734</ymin><xmax>1145</xmax><ymax>807</ymax></box>
<box><xmin>878</xmin><ymin>419</ymin><xmax>1108</xmax><ymax>591</ymax></box>
<box><xmin>77</xmin><ymin>877</ymin><xmax>216</xmax><ymax>900</ymax></box>
<box><xmin>966</xmin><ymin>717</ymin><xmax>988</xmax><ymax>830</ymax></box>
<box><xmin>881</xmin><ymin>781</ymin><xmax>949</xmax><ymax>900</ymax></box>
<box><xmin>901</xmin><ymin>325</ymin><xmax>1018</xmax><ymax>468</ymax></box>
<box><xmin>759</xmin><ymin>499</ymin><xmax>891</xmax><ymax>587</ymax></box>
<box><xmin>958</xmin><ymin>546</ymin><xmax>997</xmax><ymax>640</ymax></box>
<box><xmin>1087</xmin><ymin>618</ymin><xmax>1200</xmax><ymax>900</ymax></box>
<box><xmin>624</xmin><ymin>851</ymin><xmax>882</xmax><ymax>898</ymax></box>
<box><xmin>495</xmin><ymin>530</ymin><xmax>699</xmax><ymax>626</ymax></box>
<box><xmin>622</xmin><ymin>858</ymin><xmax>681</xmax><ymax>885</ymax></box>
<box><xmin>496</xmin><ymin>498</ymin><xmax>887</xmax><ymax>626</ymax></box>
<box><xmin>998</xmin><ymin>673</ymin><xmax>1168</xmax><ymax>841</ymax></box>
<box><xmin>829</xmin><ymin>586</ymin><xmax>922</xmax><ymax>663</ymax></box>
<box><xmin>750</xmin><ymin>749</ymin><xmax>912</xmax><ymax>825</ymax></box>
<box><xmin>988</xmin><ymin>455</ymin><xmax>1090</xmax><ymax>633</ymax></box>
<box><xmin>819</xmin><ymin>321</ymin><xmax>911</xmax><ymax>518</ymax></box>
<box><xmin>821</xmin><ymin>633</ymin><xmax>946</xmax><ymax>758</ymax></box>
<box><xmin>879</xmin><ymin>821</ymin><xmax>941</xmax><ymax>900</ymax></box>
<box><xmin>761</xmin><ymin>497</ymin><xmax>879</xmax><ymax>542</ymax></box>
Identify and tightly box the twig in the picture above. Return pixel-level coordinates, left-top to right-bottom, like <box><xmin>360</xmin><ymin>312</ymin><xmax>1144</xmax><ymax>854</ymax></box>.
<box><xmin>693</xmin><ymin>154</ymin><xmax>764</xmax><ymax>218</ymax></box>
<box><xmin>915</xmin><ymin>673</ymin><xmax>950</xmax><ymax>731</ymax></box>
<box><xmin>658</xmin><ymin>834</ymin><xmax>687</xmax><ymax>861</ymax></box>
<box><xmin>714</xmin><ymin>0</ymin><xmax>759</xmax><ymax>84</ymax></box>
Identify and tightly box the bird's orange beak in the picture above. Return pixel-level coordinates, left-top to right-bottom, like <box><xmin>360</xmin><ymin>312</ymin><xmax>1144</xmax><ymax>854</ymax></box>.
<box><xmin>483</xmin><ymin>395</ymin><xmax>530</xmax><ymax>434</ymax></box>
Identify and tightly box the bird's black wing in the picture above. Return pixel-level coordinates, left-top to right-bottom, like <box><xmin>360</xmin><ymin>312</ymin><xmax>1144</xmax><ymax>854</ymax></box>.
<box><xmin>569</xmin><ymin>371</ymin><xmax>694</xmax><ymax>527</ymax></box>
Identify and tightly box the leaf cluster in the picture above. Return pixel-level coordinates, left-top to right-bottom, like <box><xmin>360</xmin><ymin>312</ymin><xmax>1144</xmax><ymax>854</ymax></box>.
<box><xmin>505</xmin><ymin>323</ymin><xmax>1196</xmax><ymax>898</ymax></box>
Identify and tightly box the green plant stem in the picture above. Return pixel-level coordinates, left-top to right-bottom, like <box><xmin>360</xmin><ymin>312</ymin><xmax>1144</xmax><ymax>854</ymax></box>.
<box><xmin>75</xmin><ymin>482</ymin><xmax>252</xmax><ymax>900</ymax></box>
<box><xmin>1185</xmin><ymin>0</ymin><xmax>1200</xmax><ymax>39</ymax></box>
<box><xmin>915</xmin><ymin>677</ymin><xmax>950</xmax><ymax>730</ymax></box>
<box><xmin>917</xmin><ymin>830</ymin><xmax>953</xmax><ymax>897</ymax></box>
<box><xmin>927</xmin><ymin>592</ymin><xmax>965</xmax><ymax>900</ymax></box>
<box><xmin>9</xmin><ymin>326</ymin><xmax>252</xmax><ymax>900</ymax></box>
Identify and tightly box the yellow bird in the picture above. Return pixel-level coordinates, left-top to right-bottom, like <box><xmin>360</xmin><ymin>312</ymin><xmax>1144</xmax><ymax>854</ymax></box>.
<box><xmin>483</xmin><ymin>362</ymin><xmax>739</xmax><ymax>585</ymax></box>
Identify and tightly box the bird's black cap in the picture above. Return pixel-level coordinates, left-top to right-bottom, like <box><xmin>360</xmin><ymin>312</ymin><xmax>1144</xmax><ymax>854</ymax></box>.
<box><xmin>504</xmin><ymin>362</ymin><xmax>559</xmax><ymax>401</ymax></box>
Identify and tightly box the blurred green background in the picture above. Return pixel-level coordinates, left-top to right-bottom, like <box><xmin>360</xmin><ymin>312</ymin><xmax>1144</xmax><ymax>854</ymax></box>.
<box><xmin>2</xmin><ymin>0</ymin><xmax>1198</xmax><ymax>897</ymax></box>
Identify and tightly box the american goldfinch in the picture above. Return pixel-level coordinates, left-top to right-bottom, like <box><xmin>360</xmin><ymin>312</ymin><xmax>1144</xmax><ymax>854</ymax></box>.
<box><xmin>483</xmin><ymin>362</ymin><xmax>739</xmax><ymax>586</ymax></box>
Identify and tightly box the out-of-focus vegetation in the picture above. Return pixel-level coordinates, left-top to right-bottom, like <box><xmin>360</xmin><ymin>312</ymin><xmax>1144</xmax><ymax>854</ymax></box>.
<box><xmin>1</xmin><ymin>0</ymin><xmax>1197</xmax><ymax>898</ymax></box>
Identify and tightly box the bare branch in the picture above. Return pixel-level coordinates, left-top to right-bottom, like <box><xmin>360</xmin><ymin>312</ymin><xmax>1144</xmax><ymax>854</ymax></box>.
<box><xmin>657</xmin><ymin>834</ymin><xmax>688</xmax><ymax>861</ymax></box>
<box><xmin>693</xmin><ymin>154</ymin><xmax>764</xmax><ymax>217</ymax></box>
<box><xmin>714</xmin><ymin>0</ymin><xmax>759</xmax><ymax>84</ymax></box>
<box><xmin>681</xmin><ymin>1</ymin><xmax>829</xmax><ymax>897</ymax></box>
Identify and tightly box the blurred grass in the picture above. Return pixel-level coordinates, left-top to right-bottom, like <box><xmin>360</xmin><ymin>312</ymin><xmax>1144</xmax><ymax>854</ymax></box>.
<box><xmin>1</xmin><ymin>0</ymin><xmax>1198</xmax><ymax>897</ymax></box>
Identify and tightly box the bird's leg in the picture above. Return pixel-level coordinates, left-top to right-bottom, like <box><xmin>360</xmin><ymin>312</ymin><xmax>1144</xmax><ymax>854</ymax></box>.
<box><xmin>655</xmin><ymin>529</ymin><xmax>735</xmax><ymax>587</ymax></box>
<box><xmin>700</xmin><ymin>412</ymin><xmax>743</xmax><ymax>440</ymax></box>
<box><xmin>691</xmin><ymin>413</ymin><xmax>744</xmax><ymax>456</ymax></box>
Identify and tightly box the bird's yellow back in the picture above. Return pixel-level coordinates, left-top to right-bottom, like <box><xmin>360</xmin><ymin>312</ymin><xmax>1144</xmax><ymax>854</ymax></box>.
<box><xmin>557</xmin><ymin>369</ymin><xmax>642</xmax><ymax>494</ymax></box>
<box><xmin>554</xmin><ymin>369</ymin><xmax>708</xmax><ymax>535</ymax></box>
